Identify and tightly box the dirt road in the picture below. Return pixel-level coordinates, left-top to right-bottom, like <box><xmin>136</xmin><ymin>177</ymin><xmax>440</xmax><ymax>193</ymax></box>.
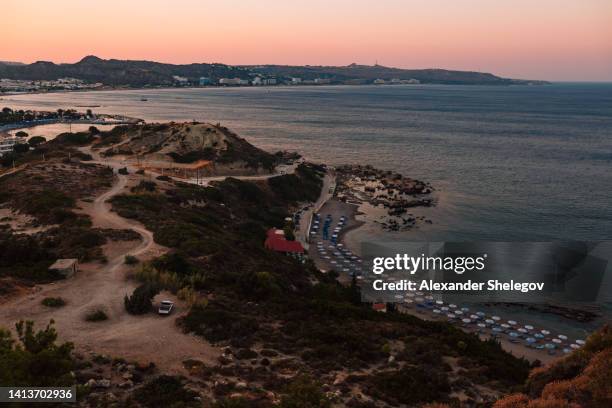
<box><xmin>0</xmin><ymin>160</ymin><xmax>219</xmax><ymax>373</ymax></box>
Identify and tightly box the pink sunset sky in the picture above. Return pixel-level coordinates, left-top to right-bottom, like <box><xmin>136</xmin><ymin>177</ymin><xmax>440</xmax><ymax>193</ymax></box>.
<box><xmin>3</xmin><ymin>0</ymin><xmax>612</xmax><ymax>81</ymax></box>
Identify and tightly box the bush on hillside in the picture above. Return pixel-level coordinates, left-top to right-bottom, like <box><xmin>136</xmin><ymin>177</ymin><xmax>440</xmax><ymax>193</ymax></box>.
<box><xmin>124</xmin><ymin>283</ymin><xmax>159</xmax><ymax>315</ymax></box>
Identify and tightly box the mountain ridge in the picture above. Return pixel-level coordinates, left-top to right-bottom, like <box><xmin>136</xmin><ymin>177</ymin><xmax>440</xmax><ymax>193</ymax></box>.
<box><xmin>0</xmin><ymin>55</ymin><xmax>548</xmax><ymax>86</ymax></box>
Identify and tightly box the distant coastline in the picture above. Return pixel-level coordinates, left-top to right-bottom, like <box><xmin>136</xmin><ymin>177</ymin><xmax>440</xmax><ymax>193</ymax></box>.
<box><xmin>0</xmin><ymin>55</ymin><xmax>549</xmax><ymax>94</ymax></box>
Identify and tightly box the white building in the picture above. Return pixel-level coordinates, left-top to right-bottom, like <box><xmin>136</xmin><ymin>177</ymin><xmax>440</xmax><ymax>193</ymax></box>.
<box><xmin>262</xmin><ymin>78</ymin><xmax>277</xmax><ymax>85</ymax></box>
<box><xmin>251</xmin><ymin>77</ymin><xmax>262</xmax><ymax>86</ymax></box>
<box><xmin>291</xmin><ymin>77</ymin><xmax>302</xmax><ymax>85</ymax></box>
<box><xmin>0</xmin><ymin>136</ymin><xmax>26</xmax><ymax>157</ymax></box>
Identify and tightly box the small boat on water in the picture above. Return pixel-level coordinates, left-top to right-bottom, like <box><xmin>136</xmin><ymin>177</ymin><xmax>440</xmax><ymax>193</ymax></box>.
<box><xmin>140</xmin><ymin>97</ymin><xmax>148</xmax><ymax>101</ymax></box>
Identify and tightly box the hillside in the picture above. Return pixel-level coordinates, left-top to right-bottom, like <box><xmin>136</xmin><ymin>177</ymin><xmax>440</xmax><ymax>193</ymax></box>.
<box><xmin>494</xmin><ymin>325</ymin><xmax>612</xmax><ymax>407</ymax></box>
<box><xmin>249</xmin><ymin>63</ymin><xmax>545</xmax><ymax>85</ymax></box>
<box><xmin>98</xmin><ymin>122</ymin><xmax>278</xmax><ymax>174</ymax></box>
<box><xmin>0</xmin><ymin>56</ymin><xmax>546</xmax><ymax>86</ymax></box>
<box><xmin>0</xmin><ymin>56</ymin><xmax>251</xmax><ymax>87</ymax></box>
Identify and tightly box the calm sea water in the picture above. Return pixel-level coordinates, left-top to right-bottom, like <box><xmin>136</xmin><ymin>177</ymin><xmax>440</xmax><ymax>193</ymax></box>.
<box><xmin>4</xmin><ymin>84</ymin><xmax>612</xmax><ymax>242</ymax></box>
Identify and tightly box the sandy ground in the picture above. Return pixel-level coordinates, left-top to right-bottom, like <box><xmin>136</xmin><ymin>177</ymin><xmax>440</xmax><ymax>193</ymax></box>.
<box><xmin>0</xmin><ymin>152</ymin><xmax>220</xmax><ymax>374</ymax></box>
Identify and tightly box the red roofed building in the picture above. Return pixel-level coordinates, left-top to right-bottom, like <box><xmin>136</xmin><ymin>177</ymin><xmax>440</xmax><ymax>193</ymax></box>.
<box><xmin>265</xmin><ymin>229</ymin><xmax>304</xmax><ymax>254</ymax></box>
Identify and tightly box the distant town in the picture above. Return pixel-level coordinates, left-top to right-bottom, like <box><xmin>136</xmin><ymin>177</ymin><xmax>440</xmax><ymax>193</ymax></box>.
<box><xmin>0</xmin><ymin>56</ymin><xmax>545</xmax><ymax>94</ymax></box>
<box><xmin>0</xmin><ymin>74</ymin><xmax>421</xmax><ymax>94</ymax></box>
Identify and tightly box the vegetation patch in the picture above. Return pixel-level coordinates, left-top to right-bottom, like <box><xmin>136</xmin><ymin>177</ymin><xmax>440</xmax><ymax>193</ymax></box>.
<box><xmin>41</xmin><ymin>297</ymin><xmax>66</xmax><ymax>308</ymax></box>
<box><xmin>85</xmin><ymin>309</ymin><xmax>108</xmax><ymax>322</ymax></box>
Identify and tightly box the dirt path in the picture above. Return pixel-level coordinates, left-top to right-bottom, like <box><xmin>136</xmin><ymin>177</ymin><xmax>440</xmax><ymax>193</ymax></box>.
<box><xmin>0</xmin><ymin>157</ymin><xmax>219</xmax><ymax>373</ymax></box>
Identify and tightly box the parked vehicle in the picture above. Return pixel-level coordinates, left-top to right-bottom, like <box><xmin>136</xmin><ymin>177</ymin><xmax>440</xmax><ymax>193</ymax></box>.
<box><xmin>158</xmin><ymin>300</ymin><xmax>174</xmax><ymax>315</ymax></box>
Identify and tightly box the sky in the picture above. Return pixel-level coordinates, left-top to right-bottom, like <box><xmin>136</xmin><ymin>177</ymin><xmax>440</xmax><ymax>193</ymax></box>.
<box><xmin>3</xmin><ymin>0</ymin><xmax>612</xmax><ymax>81</ymax></box>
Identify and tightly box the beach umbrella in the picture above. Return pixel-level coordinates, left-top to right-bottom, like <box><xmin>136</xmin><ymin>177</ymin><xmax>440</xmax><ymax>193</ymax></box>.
<box><xmin>432</xmin><ymin>309</ymin><xmax>441</xmax><ymax>314</ymax></box>
<box><xmin>477</xmin><ymin>323</ymin><xmax>487</xmax><ymax>328</ymax></box>
<box><xmin>441</xmin><ymin>307</ymin><xmax>449</xmax><ymax>311</ymax></box>
<box><xmin>415</xmin><ymin>297</ymin><xmax>424</xmax><ymax>302</ymax></box>
<box><xmin>545</xmin><ymin>343</ymin><xmax>556</xmax><ymax>349</ymax></box>
<box><xmin>541</xmin><ymin>330</ymin><xmax>550</xmax><ymax>335</ymax></box>
<box><xmin>492</xmin><ymin>316</ymin><xmax>501</xmax><ymax>321</ymax></box>
<box><xmin>524</xmin><ymin>325</ymin><xmax>534</xmax><ymax>331</ymax></box>
<box><xmin>492</xmin><ymin>327</ymin><xmax>503</xmax><ymax>332</ymax></box>
<box><xmin>406</xmin><ymin>293</ymin><xmax>415</xmax><ymax>298</ymax></box>
<box><xmin>501</xmin><ymin>324</ymin><xmax>510</xmax><ymax>329</ymax></box>
<box><xmin>404</xmin><ymin>299</ymin><xmax>413</xmax><ymax>304</ymax></box>
<box><xmin>425</xmin><ymin>295</ymin><xmax>434</xmax><ymax>300</ymax></box>
<box><xmin>508</xmin><ymin>320</ymin><xmax>517</xmax><ymax>326</ymax></box>
<box><xmin>570</xmin><ymin>344</ymin><xmax>581</xmax><ymax>349</ymax></box>
<box><xmin>330</xmin><ymin>260</ymin><xmax>337</xmax><ymax>264</ymax></box>
<box><xmin>436</xmin><ymin>300</ymin><xmax>444</xmax><ymax>305</ymax></box>
<box><xmin>526</xmin><ymin>337</ymin><xmax>536</xmax><ymax>343</ymax></box>
<box><xmin>534</xmin><ymin>333</ymin><xmax>544</xmax><ymax>339</ymax></box>
<box><xmin>509</xmin><ymin>332</ymin><xmax>519</xmax><ymax>338</ymax></box>
<box><xmin>518</xmin><ymin>328</ymin><xmax>528</xmax><ymax>334</ymax></box>
<box><xmin>470</xmin><ymin>314</ymin><xmax>479</xmax><ymax>320</ymax></box>
<box><xmin>485</xmin><ymin>319</ymin><xmax>495</xmax><ymax>325</ymax></box>
<box><xmin>562</xmin><ymin>348</ymin><xmax>571</xmax><ymax>354</ymax></box>
<box><xmin>394</xmin><ymin>295</ymin><xmax>404</xmax><ymax>300</ymax></box>
<box><xmin>337</xmin><ymin>243</ymin><xmax>344</xmax><ymax>247</ymax></box>
<box><xmin>558</xmin><ymin>334</ymin><xmax>568</xmax><ymax>341</ymax></box>
<box><xmin>462</xmin><ymin>318</ymin><xmax>472</xmax><ymax>324</ymax></box>
<box><xmin>461</xmin><ymin>307</ymin><xmax>469</xmax><ymax>312</ymax></box>
<box><xmin>446</xmin><ymin>314</ymin><xmax>456</xmax><ymax>319</ymax></box>
<box><xmin>416</xmin><ymin>291</ymin><xmax>424</xmax><ymax>296</ymax></box>
<box><xmin>476</xmin><ymin>311</ymin><xmax>486</xmax><ymax>317</ymax></box>
<box><xmin>576</xmin><ymin>339</ymin><xmax>586</xmax><ymax>345</ymax></box>
<box><xmin>552</xmin><ymin>338</ymin><xmax>562</xmax><ymax>344</ymax></box>
<box><xmin>454</xmin><ymin>310</ymin><xmax>463</xmax><ymax>315</ymax></box>
<box><xmin>449</xmin><ymin>304</ymin><xmax>457</xmax><ymax>309</ymax></box>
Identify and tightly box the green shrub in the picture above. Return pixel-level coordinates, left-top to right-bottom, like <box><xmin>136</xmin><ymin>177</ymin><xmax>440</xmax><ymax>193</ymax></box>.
<box><xmin>41</xmin><ymin>297</ymin><xmax>66</xmax><ymax>308</ymax></box>
<box><xmin>124</xmin><ymin>255</ymin><xmax>139</xmax><ymax>265</ymax></box>
<box><xmin>124</xmin><ymin>284</ymin><xmax>159</xmax><ymax>315</ymax></box>
<box><xmin>85</xmin><ymin>309</ymin><xmax>108</xmax><ymax>322</ymax></box>
<box><xmin>0</xmin><ymin>320</ymin><xmax>74</xmax><ymax>386</ymax></box>
<box><xmin>280</xmin><ymin>375</ymin><xmax>331</xmax><ymax>408</ymax></box>
<box><xmin>134</xmin><ymin>375</ymin><xmax>199</xmax><ymax>407</ymax></box>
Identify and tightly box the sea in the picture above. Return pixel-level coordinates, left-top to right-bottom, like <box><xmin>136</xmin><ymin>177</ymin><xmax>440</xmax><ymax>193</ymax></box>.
<box><xmin>3</xmin><ymin>83</ymin><xmax>612</xmax><ymax>338</ymax></box>
<box><xmin>4</xmin><ymin>83</ymin><xmax>612</xmax><ymax>242</ymax></box>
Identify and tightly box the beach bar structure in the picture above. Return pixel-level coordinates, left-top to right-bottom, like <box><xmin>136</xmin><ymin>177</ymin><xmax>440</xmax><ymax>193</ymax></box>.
<box><xmin>264</xmin><ymin>229</ymin><xmax>304</xmax><ymax>255</ymax></box>
<box><xmin>48</xmin><ymin>258</ymin><xmax>78</xmax><ymax>278</ymax></box>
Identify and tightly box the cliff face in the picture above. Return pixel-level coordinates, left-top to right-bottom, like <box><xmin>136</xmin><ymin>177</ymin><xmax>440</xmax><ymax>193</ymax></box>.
<box><xmin>0</xmin><ymin>56</ymin><xmax>546</xmax><ymax>86</ymax></box>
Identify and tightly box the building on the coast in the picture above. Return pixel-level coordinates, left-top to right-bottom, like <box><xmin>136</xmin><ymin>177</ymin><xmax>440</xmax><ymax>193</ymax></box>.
<box><xmin>314</xmin><ymin>78</ymin><xmax>331</xmax><ymax>84</ymax></box>
<box><xmin>199</xmin><ymin>77</ymin><xmax>212</xmax><ymax>86</ymax></box>
<box><xmin>219</xmin><ymin>78</ymin><xmax>249</xmax><ymax>86</ymax></box>
<box><xmin>0</xmin><ymin>136</ymin><xmax>26</xmax><ymax>157</ymax></box>
<box><xmin>48</xmin><ymin>258</ymin><xmax>79</xmax><ymax>279</ymax></box>
<box><xmin>172</xmin><ymin>75</ymin><xmax>189</xmax><ymax>85</ymax></box>
<box><xmin>373</xmin><ymin>79</ymin><xmax>386</xmax><ymax>85</ymax></box>
<box><xmin>372</xmin><ymin>303</ymin><xmax>387</xmax><ymax>312</ymax></box>
<box><xmin>262</xmin><ymin>78</ymin><xmax>277</xmax><ymax>85</ymax></box>
<box><xmin>291</xmin><ymin>77</ymin><xmax>302</xmax><ymax>85</ymax></box>
<box><xmin>264</xmin><ymin>229</ymin><xmax>304</xmax><ymax>255</ymax></box>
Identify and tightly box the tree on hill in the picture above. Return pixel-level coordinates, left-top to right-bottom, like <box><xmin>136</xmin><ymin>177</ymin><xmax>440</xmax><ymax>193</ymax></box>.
<box><xmin>28</xmin><ymin>136</ymin><xmax>46</xmax><ymax>147</ymax></box>
<box><xmin>0</xmin><ymin>320</ymin><xmax>74</xmax><ymax>386</ymax></box>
